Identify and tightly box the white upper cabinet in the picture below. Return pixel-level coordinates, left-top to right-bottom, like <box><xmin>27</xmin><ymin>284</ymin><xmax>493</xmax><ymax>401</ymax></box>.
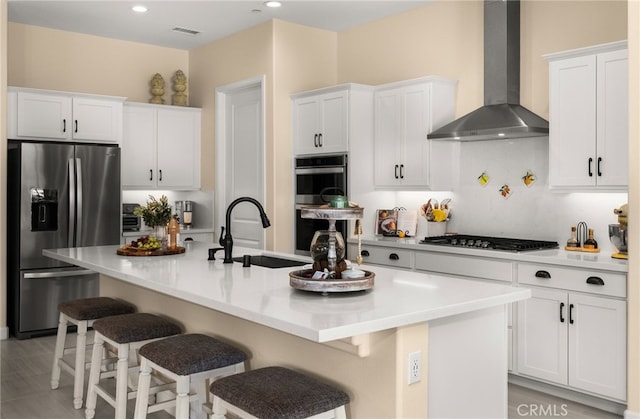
<box><xmin>8</xmin><ymin>87</ymin><xmax>124</xmax><ymax>143</ymax></box>
<box><xmin>122</xmin><ymin>103</ymin><xmax>201</xmax><ymax>190</ymax></box>
<box><xmin>373</xmin><ymin>77</ymin><xmax>457</xmax><ymax>190</ymax></box>
<box><xmin>546</xmin><ymin>41</ymin><xmax>628</xmax><ymax>190</ymax></box>
<box><xmin>292</xmin><ymin>84</ymin><xmax>373</xmax><ymax>156</ymax></box>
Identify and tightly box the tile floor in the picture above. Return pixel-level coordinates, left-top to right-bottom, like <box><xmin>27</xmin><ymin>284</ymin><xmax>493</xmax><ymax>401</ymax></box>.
<box><xmin>0</xmin><ymin>333</ymin><xmax>624</xmax><ymax>419</ymax></box>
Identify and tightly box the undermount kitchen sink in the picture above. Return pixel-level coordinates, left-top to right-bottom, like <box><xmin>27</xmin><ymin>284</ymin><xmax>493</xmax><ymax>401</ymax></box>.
<box><xmin>232</xmin><ymin>255</ymin><xmax>307</xmax><ymax>269</ymax></box>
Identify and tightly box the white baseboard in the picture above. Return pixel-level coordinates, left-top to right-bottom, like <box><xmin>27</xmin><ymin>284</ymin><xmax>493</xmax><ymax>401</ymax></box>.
<box><xmin>625</xmin><ymin>409</ymin><xmax>640</xmax><ymax>419</ymax></box>
<box><xmin>0</xmin><ymin>326</ymin><xmax>9</xmax><ymax>340</ymax></box>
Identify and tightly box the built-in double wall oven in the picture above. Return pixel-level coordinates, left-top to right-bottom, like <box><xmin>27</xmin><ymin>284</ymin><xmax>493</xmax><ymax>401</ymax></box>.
<box><xmin>294</xmin><ymin>154</ymin><xmax>348</xmax><ymax>256</ymax></box>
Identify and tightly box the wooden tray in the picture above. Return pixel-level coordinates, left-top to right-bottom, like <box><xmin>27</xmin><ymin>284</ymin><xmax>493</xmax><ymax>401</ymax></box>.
<box><xmin>116</xmin><ymin>246</ymin><xmax>186</xmax><ymax>257</ymax></box>
<box><xmin>289</xmin><ymin>269</ymin><xmax>374</xmax><ymax>294</ymax></box>
<box><xmin>564</xmin><ymin>246</ymin><xmax>600</xmax><ymax>253</ymax></box>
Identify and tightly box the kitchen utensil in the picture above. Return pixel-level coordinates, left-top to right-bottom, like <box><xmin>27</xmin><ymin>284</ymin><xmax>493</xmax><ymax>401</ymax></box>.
<box><xmin>608</xmin><ymin>224</ymin><xmax>627</xmax><ymax>259</ymax></box>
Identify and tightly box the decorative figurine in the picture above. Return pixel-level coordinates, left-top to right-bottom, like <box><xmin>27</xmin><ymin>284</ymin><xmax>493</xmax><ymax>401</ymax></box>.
<box><xmin>172</xmin><ymin>69</ymin><xmax>188</xmax><ymax>106</ymax></box>
<box><xmin>150</xmin><ymin>73</ymin><xmax>165</xmax><ymax>104</ymax></box>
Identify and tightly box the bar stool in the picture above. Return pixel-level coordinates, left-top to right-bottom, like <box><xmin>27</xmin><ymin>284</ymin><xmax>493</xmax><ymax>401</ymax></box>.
<box><xmin>84</xmin><ymin>312</ymin><xmax>182</xmax><ymax>419</ymax></box>
<box><xmin>133</xmin><ymin>333</ymin><xmax>247</xmax><ymax>419</ymax></box>
<box><xmin>50</xmin><ymin>297</ymin><xmax>136</xmax><ymax>409</ymax></box>
<box><xmin>209</xmin><ymin>366</ymin><xmax>350</xmax><ymax>419</ymax></box>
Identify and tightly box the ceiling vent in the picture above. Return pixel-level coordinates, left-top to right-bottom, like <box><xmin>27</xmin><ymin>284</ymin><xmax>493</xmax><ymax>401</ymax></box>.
<box><xmin>171</xmin><ymin>26</ymin><xmax>201</xmax><ymax>36</ymax></box>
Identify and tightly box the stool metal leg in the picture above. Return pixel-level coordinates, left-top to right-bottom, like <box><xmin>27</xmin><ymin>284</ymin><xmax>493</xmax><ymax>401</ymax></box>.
<box><xmin>85</xmin><ymin>333</ymin><xmax>105</xmax><ymax>419</ymax></box>
<box><xmin>51</xmin><ymin>312</ymin><xmax>68</xmax><ymax>390</ymax></box>
<box><xmin>73</xmin><ymin>319</ymin><xmax>88</xmax><ymax>409</ymax></box>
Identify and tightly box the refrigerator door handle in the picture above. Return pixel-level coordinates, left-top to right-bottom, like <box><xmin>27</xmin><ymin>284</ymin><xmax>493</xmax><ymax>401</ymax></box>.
<box><xmin>68</xmin><ymin>158</ymin><xmax>76</xmax><ymax>248</ymax></box>
<box><xmin>75</xmin><ymin>157</ymin><xmax>83</xmax><ymax>245</ymax></box>
<box><xmin>23</xmin><ymin>269</ymin><xmax>96</xmax><ymax>279</ymax></box>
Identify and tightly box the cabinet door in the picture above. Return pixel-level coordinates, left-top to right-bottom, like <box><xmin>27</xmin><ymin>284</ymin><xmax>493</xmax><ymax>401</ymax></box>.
<box><xmin>16</xmin><ymin>92</ymin><xmax>72</xmax><ymax>140</ymax></box>
<box><xmin>374</xmin><ymin>89</ymin><xmax>401</xmax><ymax>187</ymax></box>
<box><xmin>318</xmin><ymin>91</ymin><xmax>348</xmax><ymax>154</ymax></box>
<box><xmin>549</xmin><ymin>55</ymin><xmax>597</xmax><ymax>187</ymax></box>
<box><xmin>293</xmin><ymin>96</ymin><xmax>321</xmax><ymax>155</ymax></box>
<box><xmin>156</xmin><ymin>108</ymin><xmax>200</xmax><ymax>189</ymax></box>
<box><xmin>568</xmin><ymin>294</ymin><xmax>626</xmax><ymax>400</ymax></box>
<box><xmin>398</xmin><ymin>84</ymin><xmax>430</xmax><ymax>187</ymax></box>
<box><xmin>517</xmin><ymin>287</ymin><xmax>568</xmax><ymax>385</ymax></box>
<box><xmin>596</xmin><ymin>49</ymin><xmax>628</xmax><ymax>187</ymax></box>
<box><xmin>72</xmin><ymin>97</ymin><xmax>122</xmax><ymax>143</ymax></box>
<box><xmin>122</xmin><ymin>105</ymin><xmax>157</xmax><ymax>188</ymax></box>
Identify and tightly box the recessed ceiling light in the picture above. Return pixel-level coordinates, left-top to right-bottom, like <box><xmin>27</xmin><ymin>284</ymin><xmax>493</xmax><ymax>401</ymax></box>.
<box><xmin>132</xmin><ymin>5</ymin><xmax>148</xmax><ymax>13</ymax></box>
<box><xmin>264</xmin><ymin>1</ymin><xmax>282</xmax><ymax>7</ymax></box>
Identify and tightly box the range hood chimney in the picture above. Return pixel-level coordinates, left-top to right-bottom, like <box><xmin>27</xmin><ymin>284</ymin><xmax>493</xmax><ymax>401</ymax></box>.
<box><xmin>428</xmin><ymin>0</ymin><xmax>549</xmax><ymax>141</ymax></box>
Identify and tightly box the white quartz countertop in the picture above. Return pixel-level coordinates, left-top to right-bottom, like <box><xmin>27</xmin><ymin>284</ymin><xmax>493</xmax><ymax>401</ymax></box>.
<box><xmin>348</xmin><ymin>236</ymin><xmax>628</xmax><ymax>273</ymax></box>
<box><xmin>43</xmin><ymin>242</ymin><xmax>530</xmax><ymax>343</ymax></box>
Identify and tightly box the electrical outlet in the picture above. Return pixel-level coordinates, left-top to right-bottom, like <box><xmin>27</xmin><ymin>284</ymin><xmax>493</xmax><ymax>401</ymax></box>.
<box><xmin>408</xmin><ymin>351</ymin><xmax>421</xmax><ymax>384</ymax></box>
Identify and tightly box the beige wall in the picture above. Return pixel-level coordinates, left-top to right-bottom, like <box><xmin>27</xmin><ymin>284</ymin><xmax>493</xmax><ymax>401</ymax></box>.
<box><xmin>1</xmin><ymin>0</ymin><xmax>7</xmax><ymax>338</ymax></box>
<box><xmin>189</xmin><ymin>19</ymin><xmax>336</xmax><ymax>252</ymax></box>
<box><xmin>627</xmin><ymin>1</ymin><xmax>639</xmax><ymax>414</ymax></box>
<box><xmin>7</xmin><ymin>23</ymin><xmax>188</xmax><ymax>102</ymax></box>
<box><xmin>338</xmin><ymin>1</ymin><xmax>626</xmax><ymax>121</ymax></box>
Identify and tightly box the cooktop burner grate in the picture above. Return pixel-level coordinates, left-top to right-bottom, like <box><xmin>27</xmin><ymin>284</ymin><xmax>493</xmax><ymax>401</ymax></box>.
<box><xmin>420</xmin><ymin>235</ymin><xmax>559</xmax><ymax>252</ymax></box>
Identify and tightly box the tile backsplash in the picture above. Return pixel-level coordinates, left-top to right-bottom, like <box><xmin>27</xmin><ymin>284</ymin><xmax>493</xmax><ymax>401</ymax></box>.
<box><xmin>363</xmin><ymin>137</ymin><xmax>627</xmax><ymax>253</ymax></box>
<box><xmin>122</xmin><ymin>190</ymin><xmax>214</xmax><ymax>230</ymax></box>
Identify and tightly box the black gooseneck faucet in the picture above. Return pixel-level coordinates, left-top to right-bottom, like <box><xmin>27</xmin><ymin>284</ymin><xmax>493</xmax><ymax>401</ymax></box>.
<box><xmin>219</xmin><ymin>197</ymin><xmax>271</xmax><ymax>263</ymax></box>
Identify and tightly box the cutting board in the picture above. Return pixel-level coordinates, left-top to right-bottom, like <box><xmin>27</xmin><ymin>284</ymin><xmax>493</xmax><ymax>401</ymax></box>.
<box><xmin>116</xmin><ymin>246</ymin><xmax>186</xmax><ymax>256</ymax></box>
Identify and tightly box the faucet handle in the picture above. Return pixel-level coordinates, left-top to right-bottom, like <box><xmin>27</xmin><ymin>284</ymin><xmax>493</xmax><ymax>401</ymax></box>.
<box><xmin>218</xmin><ymin>226</ymin><xmax>225</xmax><ymax>246</ymax></box>
<box><xmin>208</xmin><ymin>247</ymin><xmax>224</xmax><ymax>261</ymax></box>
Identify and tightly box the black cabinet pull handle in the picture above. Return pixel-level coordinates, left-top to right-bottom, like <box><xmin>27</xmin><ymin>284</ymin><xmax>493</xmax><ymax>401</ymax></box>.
<box><xmin>62</xmin><ymin>119</ymin><xmax>66</xmax><ymax>133</ymax></box>
<box><xmin>74</xmin><ymin>120</ymin><xmax>78</xmax><ymax>133</ymax></box>
<box><xmin>149</xmin><ymin>169</ymin><xmax>153</xmax><ymax>181</ymax></box>
<box><xmin>586</xmin><ymin>276</ymin><xmax>605</xmax><ymax>286</ymax></box>
<box><xmin>400</xmin><ymin>164</ymin><xmax>404</xmax><ymax>179</ymax></box>
<box><xmin>159</xmin><ymin>169</ymin><xmax>162</xmax><ymax>181</ymax></box>
<box><xmin>597</xmin><ymin>157</ymin><xmax>602</xmax><ymax>177</ymax></box>
<box><xmin>588</xmin><ymin>157</ymin><xmax>593</xmax><ymax>177</ymax></box>
<box><xmin>560</xmin><ymin>302</ymin><xmax>565</xmax><ymax>323</ymax></box>
<box><xmin>318</xmin><ymin>133</ymin><xmax>323</xmax><ymax>147</ymax></box>
<box><xmin>314</xmin><ymin>134</ymin><xmax>318</xmax><ymax>147</ymax></box>
<box><xmin>569</xmin><ymin>303</ymin><xmax>575</xmax><ymax>324</ymax></box>
<box><xmin>394</xmin><ymin>164</ymin><xmax>399</xmax><ymax>179</ymax></box>
<box><xmin>360</xmin><ymin>250</ymin><xmax>370</xmax><ymax>257</ymax></box>
<box><xmin>389</xmin><ymin>253</ymin><xmax>399</xmax><ymax>260</ymax></box>
<box><xmin>535</xmin><ymin>270</ymin><xmax>551</xmax><ymax>279</ymax></box>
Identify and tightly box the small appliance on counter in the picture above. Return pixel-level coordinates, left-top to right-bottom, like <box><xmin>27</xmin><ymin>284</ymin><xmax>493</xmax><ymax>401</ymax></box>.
<box><xmin>175</xmin><ymin>200</ymin><xmax>194</xmax><ymax>229</ymax></box>
<box><xmin>609</xmin><ymin>203</ymin><xmax>628</xmax><ymax>259</ymax></box>
<box><xmin>122</xmin><ymin>203</ymin><xmax>141</xmax><ymax>232</ymax></box>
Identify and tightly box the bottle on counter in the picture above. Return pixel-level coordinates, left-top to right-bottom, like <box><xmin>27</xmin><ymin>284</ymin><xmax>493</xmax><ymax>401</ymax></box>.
<box><xmin>583</xmin><ymin>228</ymin><xmax>598</xmax><ymax>250</ymax></box>
<box><xmin>168</xmin><ymin>217</ymin><xmax>180</xmax><ymax>249</ymax></box>
<box><xmin>566</xmin><ymin>226</ymin><xmax>579</xmax><ymax>248</ymax></box>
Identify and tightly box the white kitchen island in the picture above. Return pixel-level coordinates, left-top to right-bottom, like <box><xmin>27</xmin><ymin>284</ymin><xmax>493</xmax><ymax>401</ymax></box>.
<box><xmin>44</xmin><ymin>242</ymin><xmax>530</xmax><ymax>419</ymax></box>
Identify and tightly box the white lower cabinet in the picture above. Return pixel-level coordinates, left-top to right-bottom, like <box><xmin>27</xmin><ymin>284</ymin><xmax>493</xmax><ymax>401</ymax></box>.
<box><xmin>517</xmin><ymin>264</ymin><xmax>626</xmax><ymax>401</ymax></box>
<box><xmin>347</xmin><ymin>243</ymin><xmax>413</xmax><ymax>270</ymax></box>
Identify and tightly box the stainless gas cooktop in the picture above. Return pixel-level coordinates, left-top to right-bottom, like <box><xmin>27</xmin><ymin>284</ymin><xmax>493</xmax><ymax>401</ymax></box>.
<box><xmin>420</xmin><ymin>235</ymin><xmax>559</xmax><ymax>252</ymax></box>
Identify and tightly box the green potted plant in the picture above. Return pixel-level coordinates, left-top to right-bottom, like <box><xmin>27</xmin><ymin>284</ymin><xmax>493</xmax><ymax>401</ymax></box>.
<box><xmin>134</xmin><ymin>195</ymin><xmax>172</xmax><ymax>239</ymax></box>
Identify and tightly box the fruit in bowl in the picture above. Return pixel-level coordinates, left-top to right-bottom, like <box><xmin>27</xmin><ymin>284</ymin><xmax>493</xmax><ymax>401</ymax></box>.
<box><xmin>129</xmin><ymin>235</ymin><xmax>161</xmax><ymax>250</ymax></box>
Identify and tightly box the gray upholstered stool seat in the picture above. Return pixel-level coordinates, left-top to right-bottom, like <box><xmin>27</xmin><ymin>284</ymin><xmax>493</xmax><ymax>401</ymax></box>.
<box><xmin>209</xmin><ymin>366</ymin><xmax>349</xmax><ymax>419</ymax></box>
<box><xmin>133</xmin><ymin>334</ymin><xmax>247</xmax><ymax>419</ymax></box>
<box><xmin>85</xmin><ymin>313</ymin><xmax>182</xmax><ymax>419</ymax></box>
<box><xmin>51</xmin><ymin>297</ymin><xmax>135</xmax><ymax>409</ymax></box>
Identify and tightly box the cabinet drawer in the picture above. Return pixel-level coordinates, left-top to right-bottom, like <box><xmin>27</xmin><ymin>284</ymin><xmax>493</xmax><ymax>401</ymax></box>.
<box><xmin>414</xmin><ymin>252</ymin><xmax>513</xmax><ymax>283</ymax></box>
<box><xmin>518</xmin><ymin>263</ymin><xmax>626</xmax><ymax>298</ymax></box>
<box><xmin>350</xmin><ymin>245</ymin><xmax>413</xmax><ymax>269</ymax></box>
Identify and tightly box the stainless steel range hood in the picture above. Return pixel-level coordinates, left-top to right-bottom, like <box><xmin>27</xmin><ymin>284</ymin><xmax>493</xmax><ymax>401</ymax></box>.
<box><xmin>428</xmin><ymin>0</ymin><xmax>548</xmax><ymax>142</ymax></box>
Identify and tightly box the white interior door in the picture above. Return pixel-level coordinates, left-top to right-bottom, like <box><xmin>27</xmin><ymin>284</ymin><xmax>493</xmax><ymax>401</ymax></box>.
<box><xmin>216</xmin><ymin>78</ymin><xmax>265</xmax><ymax>250</ymax></box>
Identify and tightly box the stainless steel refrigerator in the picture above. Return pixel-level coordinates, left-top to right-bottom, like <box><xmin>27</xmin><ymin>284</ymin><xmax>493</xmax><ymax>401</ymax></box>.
<box><xmin>7</xmin><ymin>141</ymin><xmax>121</xmax><ymax>339</ymax></box>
